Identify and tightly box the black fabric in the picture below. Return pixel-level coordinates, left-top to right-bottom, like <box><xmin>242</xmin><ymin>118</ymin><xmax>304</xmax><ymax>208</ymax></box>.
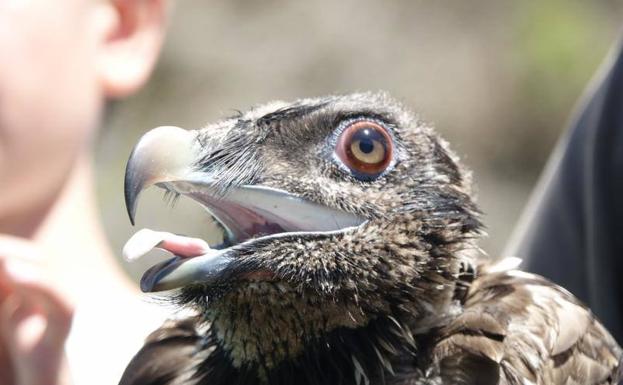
<box><xmin>506</xmin><ymin>37</ymin><xmax>623</xmax><ymax>344</ymax></box>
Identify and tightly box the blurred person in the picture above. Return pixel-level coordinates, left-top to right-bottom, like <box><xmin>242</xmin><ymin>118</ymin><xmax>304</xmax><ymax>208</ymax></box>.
<box><xmin>506</xmin><ymin>36</ymin><xmax>623</xmax><ymax>343</ymax></box>
<box><xmin>0</xmin><ymin>0</ymin><xmax>169</xmax><ymax>384</ymax></box>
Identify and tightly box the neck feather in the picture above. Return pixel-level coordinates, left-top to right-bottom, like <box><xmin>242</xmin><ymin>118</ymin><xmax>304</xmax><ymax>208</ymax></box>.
<box><xmin>192</xmin><ymin>315</ymin><xmax>421</xmax><ymax>385</ymax></box>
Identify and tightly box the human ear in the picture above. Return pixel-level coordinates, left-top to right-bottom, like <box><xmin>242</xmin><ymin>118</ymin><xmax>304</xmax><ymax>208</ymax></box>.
<box><xmin>94</xmin><ymin>0</ymin><xmax>168</xmax><ymax>98</ymax></box>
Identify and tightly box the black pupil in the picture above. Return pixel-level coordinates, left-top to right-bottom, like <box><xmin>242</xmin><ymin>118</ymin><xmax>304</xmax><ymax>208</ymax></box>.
<box><xmin>359</xmin><ymin>139</ymin><xmax>374</xmax><ymax>154</ymax></box>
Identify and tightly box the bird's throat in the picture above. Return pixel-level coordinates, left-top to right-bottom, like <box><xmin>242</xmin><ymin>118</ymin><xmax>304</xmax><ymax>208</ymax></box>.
<box><xmin>204</xmin><ymin>282</ymin><xmax>370</xmax><ymax>369</ymax></box>
<box><xmin>192</xmin><ymin>304</ymin><xmax>421</xmax><ymax>385</ymax></box>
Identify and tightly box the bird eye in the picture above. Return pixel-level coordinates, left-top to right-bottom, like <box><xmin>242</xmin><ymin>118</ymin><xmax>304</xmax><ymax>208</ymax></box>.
<box><xmin>335</xmin><ymin>120</ymin><xmax>393</xmax><ymax>180</ymax></box>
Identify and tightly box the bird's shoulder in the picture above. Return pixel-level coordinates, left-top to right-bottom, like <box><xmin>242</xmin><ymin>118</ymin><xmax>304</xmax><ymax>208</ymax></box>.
<box><xmin>428</xmin><ymin>260</ymin><xmax>623</xmax><ymax>385</ymax></box>
<box><xmin>118</xmin><ymin>317</ymin><xmax>203</xmax><ymax>385</ymax></box>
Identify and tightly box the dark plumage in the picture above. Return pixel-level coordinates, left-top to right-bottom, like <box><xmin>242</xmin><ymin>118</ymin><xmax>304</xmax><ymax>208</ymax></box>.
<box><xmin>120</xmin><ymin>92</ymin><xmax>622</xmax><ymax>385</ymax></box>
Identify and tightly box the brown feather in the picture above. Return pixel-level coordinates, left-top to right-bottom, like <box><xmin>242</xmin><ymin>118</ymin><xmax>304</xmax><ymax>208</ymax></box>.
<box><xmin>119</xmin><ymin>318</ymin><xmax>201</xmax><ymax>385</ymax></box>
<box><xmin>430</xmin><ymin>266</ymin><xmax>622</xmax><ymax>385</ymax></box>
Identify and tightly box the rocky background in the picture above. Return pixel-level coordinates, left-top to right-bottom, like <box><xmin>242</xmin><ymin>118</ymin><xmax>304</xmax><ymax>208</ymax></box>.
<box><xmin>96</xmin><ymin>0</ymin><xmax>623</xmax><ymax>279</ymax></box>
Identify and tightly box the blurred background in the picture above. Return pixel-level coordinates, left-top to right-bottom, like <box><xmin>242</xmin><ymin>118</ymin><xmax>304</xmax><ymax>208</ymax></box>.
<box><xmin>96</xmin><ymin>0</ymin><xmax>623</xmax><ymax>279</ymax></box>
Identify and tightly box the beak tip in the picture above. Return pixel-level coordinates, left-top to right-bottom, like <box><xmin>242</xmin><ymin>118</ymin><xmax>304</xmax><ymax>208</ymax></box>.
<box><xmin>124</xmin><ymin>176</ymin><xmax>139</xmax><ymax>226</ymax></box>
<box><xmin>139</xmin><ymin>278</ymin><xmax>154</xmax><ymax>292</ymax></box>
<box><xmin>139</xmin><ymin>260</ymin><xmax>166</xmax><ymax>293</ymax></box>
<box><xmin>123</xmin><ymin>125</ymin><xmax>197</xmax><ymax>227</ymax></box>
<box><xmin>124</xmin><ymin>148</ymin><xmax>144</xmax><ymax>226</ymax></box>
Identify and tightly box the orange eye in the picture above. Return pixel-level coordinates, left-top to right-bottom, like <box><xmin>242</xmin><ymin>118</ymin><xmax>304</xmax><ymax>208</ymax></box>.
<box><xmin>335</xmin><ymin>121</ymin><xmax>393</xmax><ymax>180</ymax></box>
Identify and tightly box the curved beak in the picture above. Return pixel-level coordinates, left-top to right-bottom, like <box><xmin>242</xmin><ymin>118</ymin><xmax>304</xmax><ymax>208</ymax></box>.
<box><xmin>124</xmin><ymin>126</ymin><xmax>200</xmax><ymax>225</ymax></box>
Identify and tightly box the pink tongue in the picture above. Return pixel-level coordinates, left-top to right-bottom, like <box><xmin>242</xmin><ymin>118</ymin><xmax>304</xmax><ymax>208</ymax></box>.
<box><xmin>123</xmin><ymin>229</ymin><xmax>211</xmax><ymax>262</ymax></box>
<box><xmin>157</xmin><ymin>235</ymin><xmax>210</xmax><ymax>258</ymax></box>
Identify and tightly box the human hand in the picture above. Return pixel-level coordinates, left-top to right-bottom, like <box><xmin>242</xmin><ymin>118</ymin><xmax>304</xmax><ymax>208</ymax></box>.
<box><xmin>0</xmin><ymin>236</ymin><xmax>74</xmax><ymax>385</ymax></box>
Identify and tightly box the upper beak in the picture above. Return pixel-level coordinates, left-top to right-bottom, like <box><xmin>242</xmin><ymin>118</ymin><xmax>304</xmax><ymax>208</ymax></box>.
<box><xmin>124</xmin><ymin>126</ymin><xmax>200</xmax><ymax>225</ymax></box>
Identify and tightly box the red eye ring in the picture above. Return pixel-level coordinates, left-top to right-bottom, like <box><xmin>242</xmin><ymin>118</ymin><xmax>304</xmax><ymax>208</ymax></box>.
<box><xmin>335</xmin><ymin>120</ymin><xmax>393</xmax><ymax>179</ymax></box>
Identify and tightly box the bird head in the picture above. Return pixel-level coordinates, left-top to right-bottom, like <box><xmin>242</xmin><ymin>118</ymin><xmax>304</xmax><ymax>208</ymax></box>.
<box><xmin>124</xmin><ymin>92</ymin><xmax>482</xmax><ymax>370</ymax></box>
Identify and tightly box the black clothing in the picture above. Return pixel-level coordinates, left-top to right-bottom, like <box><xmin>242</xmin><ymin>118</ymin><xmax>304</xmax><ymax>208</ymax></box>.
<box><xmin>507</xmin><ymin>38</ymin><xmax>623</xmax><ymax>343</ymax></box>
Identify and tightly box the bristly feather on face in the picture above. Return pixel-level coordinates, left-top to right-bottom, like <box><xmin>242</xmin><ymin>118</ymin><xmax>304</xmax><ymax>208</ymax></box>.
<box><xmin>167</xmin><ymin>93</ymin><xmax>482</xmax><ymax>369</ymax></box>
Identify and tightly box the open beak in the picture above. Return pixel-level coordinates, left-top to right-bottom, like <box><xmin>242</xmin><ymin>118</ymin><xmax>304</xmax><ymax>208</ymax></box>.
<box><xmin>124</xmin><ymin>126</ymin><xmax>365</xmax><ymax>292</ymax></box>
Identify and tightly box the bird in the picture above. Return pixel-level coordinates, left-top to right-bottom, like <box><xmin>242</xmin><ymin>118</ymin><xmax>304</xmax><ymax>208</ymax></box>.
<box><xmin>119</xmin><ymin>92</ymin><xmax>622</xmax><ymax>385</ymax></box>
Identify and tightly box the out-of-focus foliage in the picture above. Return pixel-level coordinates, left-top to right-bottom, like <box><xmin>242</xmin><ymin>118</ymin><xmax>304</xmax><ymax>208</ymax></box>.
<box><xmin>96</xmin><ymin>0</ymin><xmax>623</xmax><ymax>279</ymax></box>
<box><xmin>507</xmin><ymin>0</ymin><xmax>617</xmax><ymax>171</ymax></box>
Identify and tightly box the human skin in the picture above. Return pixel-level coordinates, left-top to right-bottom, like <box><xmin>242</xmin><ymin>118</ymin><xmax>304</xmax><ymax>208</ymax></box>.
<box><xmin>0</xmin><ymin>0</ymin><xmax>167</xmax><ymax>384</ymax></box>
<box><xmin>0</xmin><ymin>0</ymin><xmax>166</xmax><ymax>236</ymax></box>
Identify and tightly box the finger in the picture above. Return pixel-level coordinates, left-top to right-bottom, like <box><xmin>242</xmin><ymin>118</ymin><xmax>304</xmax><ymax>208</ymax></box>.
<box><xmin>0</xmin><ymin>259</ymin><xmax>73</xmax><ymax>340</ymax></box>
<box><xmin>0</xmin><ymin>258</ymin><xmax>37</xmax><ymax>304</ymax></box>
<box><xmin>0</xmin><ymin>238</ymin><xmax>42</xmax><ymax>302</ymax></box>
<box><xmin>13</xmin><ymin>287</ymin><xmax>73</xmax><ymax>349</ymax></box>
<box><xmin>0</xmin><ymin>235</ymin><xmax>42</xmax><ymax>262</ymax></box>
<box><xmin>0</xmin><ymin>236</ymin><xmax>74</xmax><ymax>384</ymax></box>
<box><xmin>0</xmin><ymin>236</ymin><xmax>72</xmax><ymax>311</ymax></box>
<box><xmin>0</xmin><ymin>261</ymin><xmax>16</xmax><ymax>384</ymax></box>
<box><xmin>1</xmin><ymin>293</ymin><xmax>69</xmax><ymax>385</ymax></box>
<box><xmin>0</xmin><ymin>250</ymin><xmax>73</xmax><ymax>349</ymax></box>
<box><xmin>0</xmin><ymin>235</ymin><xmax>50</xmax><ymax>301</ymax></box>
<box><xmin>0</xmin><ymin>331</ymin><xmax>16</xmax><ymax>385</ymax></box>
<box><xmin>1</xmin><ymin>294</ymin><xmax>46</xmax><ymax>353</ymax></box>
<box><xmin>0</xmin><ymin>264</ymin><xmax>14</xmax><ymax>303</ymax></box>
